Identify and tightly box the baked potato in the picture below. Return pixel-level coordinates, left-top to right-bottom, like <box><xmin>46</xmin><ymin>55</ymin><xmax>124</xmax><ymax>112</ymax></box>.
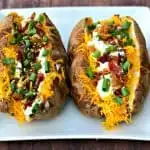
<box><xmin>68</xmin><ymin>15</ymin><xmax>150</xmax><ymax>129</ymax></box>
<box><xmin>0</xmin><ymin>12</ymin><xmax>69</xmax><ymax>122</ymax></box>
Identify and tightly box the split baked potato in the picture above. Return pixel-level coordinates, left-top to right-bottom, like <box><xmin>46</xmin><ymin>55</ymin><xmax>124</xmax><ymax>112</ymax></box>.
<box><xmin>0</xmin><ymin>12</ymin><xmax>69</xmax><ymax>122</ymax></box>
<box><xmin>68</xmin><ymin>15</ymin><xmax>150</xmax><ymax>128</ymax></box>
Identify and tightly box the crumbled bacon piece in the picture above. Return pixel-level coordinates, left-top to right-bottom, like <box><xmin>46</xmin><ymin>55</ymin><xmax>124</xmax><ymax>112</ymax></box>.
<box><xmin>98</xmin><ymin>54</ymin><xmax>109</xmax><ymax>63</ymax></box>
<box><xmin>109</xmin><ymin>60</ymin><xmax>122</xmax><ymax>77</ymax></box>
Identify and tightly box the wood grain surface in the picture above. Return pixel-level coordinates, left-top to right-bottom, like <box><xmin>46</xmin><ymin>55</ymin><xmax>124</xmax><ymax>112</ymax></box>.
<box><xmin>0</xmin><ymin>0</ymin><xmax>150</xmax><ymax>149</ymax></box>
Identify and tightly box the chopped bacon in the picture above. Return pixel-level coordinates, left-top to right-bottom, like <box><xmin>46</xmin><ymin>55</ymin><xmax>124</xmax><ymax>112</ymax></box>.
<box><xmin>98</xmin><ymin>54</ymin><xmax>109</xmax><ymax>63</ymax></box>
<box><xmin>108</xmin><ymin>60</ymin><xmax>122</xmax><ymax>77</ymax></box>
<box><xmin>17</xmin><ymin>46</ymin><xmax>24</xmax><ymax>61</ymax></box>
<box><xmin>24</xmin><ymin>101</ymin><xmax>33</xmax><ymax>109</ymax></box>
<box><xmin>114</xmin><ymin>88</ymin><xmax>122</xmax><ymax>96</ymax></box>
<box><xmin>36</xmin><ymin>73</ymin><xmax>44</xmax><ymax>86</ymax></box>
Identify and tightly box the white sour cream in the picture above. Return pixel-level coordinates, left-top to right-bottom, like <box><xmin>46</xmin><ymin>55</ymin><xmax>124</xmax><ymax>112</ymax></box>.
<box><xmin>96</xmin><ymin>74</ymin><xmax>113</xmax><ymax>99</ymax></box>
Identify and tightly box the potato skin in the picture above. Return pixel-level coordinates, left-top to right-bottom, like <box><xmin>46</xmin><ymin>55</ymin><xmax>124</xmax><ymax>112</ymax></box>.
<box><xmin>68</xmin><ymin>17</ymin><xmax>150</xmax><ymax>118</ymax></box>
<box><xmin>0</xmin><ymin>13</ymin><xmax>69</xmax><ymax>120</ymax></box>
<box><xmin>68</xmin><ymin>18</ymin><xmax>101</xmax><ymax>118</ymax></box>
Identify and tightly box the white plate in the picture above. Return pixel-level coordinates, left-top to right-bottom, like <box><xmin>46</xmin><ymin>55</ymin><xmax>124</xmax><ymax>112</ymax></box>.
<box><xmin>0</xmin><ymin>6</ymin><xmax>150</xmax><ymax>141</ymax></box>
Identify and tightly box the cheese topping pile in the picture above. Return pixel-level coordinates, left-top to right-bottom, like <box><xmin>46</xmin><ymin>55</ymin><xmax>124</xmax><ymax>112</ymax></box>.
<box><xmin>78</xmin><ymin>15</ymin><xmax>140</xmax><ymax>128</ymax></box>
<box><xmin>0</xmin><ymin>13</ymin><xmax>65</xmax><ymax>122</ymax></box>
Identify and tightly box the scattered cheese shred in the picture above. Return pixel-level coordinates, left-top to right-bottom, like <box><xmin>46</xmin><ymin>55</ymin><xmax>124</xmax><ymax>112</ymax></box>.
<box><xmin>3</xmin><ymin>46</ymin><xmax>17</xmax><ymax>59</ymax></box>
<box><xmin>39</xmin><ymin>72</ymin><xmax>61</xmax><ymax>100</ymax></box>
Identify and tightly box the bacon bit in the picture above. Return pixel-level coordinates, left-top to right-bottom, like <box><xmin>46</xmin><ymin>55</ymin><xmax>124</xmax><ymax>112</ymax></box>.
<box><xmin>109</xmin><ymin>60</ymin><xmax>122</xmax><ymax>77</ymax></box>
<box><xmin>98</xmin><ymin>54</ymin><xmax>109</xmax><ymax>63</ymax></box>
<box><xmin>36</xmin><ymin>73</ymin><xmax>44</xmax><ymax>86</ymax></box>
<box><xmin>17</xmin><ymin>46</ymin><xmax>24</xmax><ymax>61</ymax></box>
<box><xmin>114</xmin><ymin>88</ymin><xmax>121</xmax><ymax>96</ymax></box>
<box><xmin>24</xmin><ymin>101</ymin><xmax>33</xmax><ymax>109</ymax></box>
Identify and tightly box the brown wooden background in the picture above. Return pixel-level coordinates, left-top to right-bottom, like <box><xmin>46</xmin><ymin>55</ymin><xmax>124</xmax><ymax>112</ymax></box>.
<box><xmin>0</xmin><ymin>0</ymin><xmax>150</xmax><ymax>149</ymax></box>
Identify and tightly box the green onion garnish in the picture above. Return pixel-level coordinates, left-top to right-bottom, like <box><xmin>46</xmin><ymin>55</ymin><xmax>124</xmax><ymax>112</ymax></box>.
<box><xmin>43</xmin><ymin>35</ymin><xmax>48</xmax><ymax>43</ymax></box>
<box><xmin>92</xmin><ymin>50</ymin><xmax>101</xmax><ymax>58</ymax></box>
<box><xmin>10</xmin><ymin>37</ymin><xmax>17</xmax><ymax>45</ymax></box>
<box><xmin>28</xmin><ymin>21</ymin><xmax>37</xmax><ymax>36</ymax></box>
<box><xmin>25</xmin><ymin>91</ymin><xmax>36</xmax><ymax>98</ymax></box>
<box><xmin>106</xmin><ymin>45</ymin><xmax>117</xmax><ymax>53</ymax></box>
<box><xmin>37</xmin><ymin>14</ymin><xmax>45</xmax><ymax>24</ymax></box>
<box><xmin>24</xmin><ymin>39</ymin><xmax>32</xmax><ymax>48</ymax></box>
<box><xmin>122</xmin><ymin>20</ymin><xmax>131</xmax><ymax>30</ymax></box>
<box><xmin>34</xmin><ymin>62</ymin><xmax>41</xmax><ymax>71</ymax></box>
<box><xmin>121</xmin><ymin>87</ymin><xmax>129</xmax><ymax>96</ymax></box>
<box><xmin>122</xmin><ymin>60</ymin><xmax>131</xmax><ymax>73</ymax></box>
<box><xmin>2</xmin><ymin>58</ymin><xmax>15</xmax><ymax>65</ymax></box>
<box><xmin>32</xmin><ymin>103</ymin><xmax>39</xmax><ymax>114</ymax></box>
<box><xmin>102</xmin><ymin>78</ymin><xmax>110</xmax><ymax>92</ymax></box>
<box><xmin>10</xmin><ymin>81</ymin><xmax>16</xmax><ymax>92</ymax></box>
<box><xmin>29</xmin><ymin>72</ymin><xmax>37</xmax><ymax>82</ymax></box>
<box><xmin>23</xmin><ymin>59</ymin><xmax>30</xmax><ymax>67</ymax></box>
<box><xmin>42</xmin><ymin>49</ymin><xmax>49</xmax><ymax>57</ymax></box>
<box><xmin>16</xmin><ymin>88</ymin><xmax>24</xmax><ymax>95</ymax></box>
<box><xmin>44</xmin><ymin>61</ymin><xmax>50</xmax><ymax>73</ymax></box>
<box><xmin>114</xmin><ymin>96</ymin><xmax>123</xmax><ymax>105</ymax></box>
<box><xmin>86</xmin><ymin>67</ymin><xmax>94</xmax><ymax>79</ymax></box>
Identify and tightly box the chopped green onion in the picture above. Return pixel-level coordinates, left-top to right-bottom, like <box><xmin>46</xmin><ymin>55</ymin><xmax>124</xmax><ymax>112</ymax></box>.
<box><xmin>92</xmin><ymin>50</ymin><xmax>101</xmax><ymax>58</ymax></box>
<box><xmin>102</xmin><ymin>78</ymin><xmax>110</xmax><ymax>92</ymax></box>
<box><xmin>28</xmin><ymin>28</ymin><xmax>36</xmax><ymax>36</ymax></box>
<box><xmin>37</xmin><ymin>14</ymin><xmax>45</xmax><ymax>24</ymax></box>
<box><xmin>86</xmin><ymin>67</ymin><xmax>94</xmax><ymax>79</ymax></box>
<box><xmin>22</xmin><ymin>36</ymin><xmax>29</xmax><ymax>40</ymax></box>
<box><xmin>2</xmin><ymin>58</ymin><xmax>15</xmax><ymax>65</ymax></box>
<box><xmin>121</xmin><ymin>87</ymin><xmax>129</xmax><ymax>96</ymax></box>
<box><xmin>28</xmin><ymin>21</ymin><xmax>36</xmax><ymax>36</ymax></box>
<box><xmin>10</xmin><ymin>65</ymin><xmax>16</xmax><ymax>75</ymax></box>
<box><xmin>42</xmin><ymin>49</ymin><xmax>49</xmax><ymax>57</ymax></box>
<box><xmin>29</xmin><ymin>72</ymin><xmax>37</xmax><ymax>82</ymax></box>
<box><xmin>124</xmin><ymin>38</ymin><xmax>133</xmax><ymax>46</ymax></box>
<box><xmin>122</xmin><ymin>20</ymin><xmax>131</xmax><ymax>30</ymax></box>
<box><xmin>43</xmin><ymin>35</ymin><xmax>48</xmax><ymax>43</ymax></box>
<box><xmin>106</xmin><ymin>45</ymin><xmax>117</xmax><ymax>53</ymax></box>
<box><xmin>44</xmin><ymin>61</ymin><xmax>50</xmax><ymax>73</ymax></box>
<box><xmin>122</xmin><ymin>60</ymin><xmax>131</xmax><ymax>73</ymax></box>
<box><xmin>12</xmin><ymin>23</ymin><xmax>18</xmax><ymax>35</ymax></box>
<box><xmin>25</xmin><ymin>91</ymin><xmax>36</xmax><ymax>98</ymax></box>
<box><xmin>24</xmin><ymin>39</ymin><xmax>32</xmax><ymax>48</ymax></box>
<box><xmin>34</xmin><ymin>62</ymin><xmax>41</xmax><ymax>71</ymax></box>
<box><xmin>16</xmin><ymin>88</ymin><xmax>24</xmax><ymax>95</ymax></box>
<box><xmin>114</xmin><ymin>96</ymin><xmax>123</xmax><ymax>105</ymax></box>
<box><xmin>10</xmin><ymin>81</ymin><xmax>16</xmax><ymax>92</ymax></box>
<box><xmin>10</xmin><ymin>37</ymin><xmax>17</xmax><ymax>45</ymax></box>
<box><xmin>32</xmin><ymin>103</ymin><xmax>39</xmax><ymax>114</ymax></box>
<box><xmin>27</xmin><ymin>52</ymin><xmax>33</xmax><ymax>60</ymax></box>
<box><xmin>23</xmin><ymin>59</ymin><xmax>30</xmax><ymax>67</ymax></box>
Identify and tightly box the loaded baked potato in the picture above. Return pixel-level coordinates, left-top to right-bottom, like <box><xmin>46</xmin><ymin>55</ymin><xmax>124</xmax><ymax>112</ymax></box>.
<box><xmin>68</xmin><ymin>15</ymin><xmax>150</xmax><ymax>129</ymax></box>
<box><xmin>0</xmin><ymin>12</ymin><xmax>69</xmax><ymax>122</ymax></box>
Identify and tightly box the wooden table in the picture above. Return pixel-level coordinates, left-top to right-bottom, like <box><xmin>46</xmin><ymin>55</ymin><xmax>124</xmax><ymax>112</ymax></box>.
<box><xmin>0</xmin><ymin>0</ymin><xmax>150</xmax><ymax>149</ymax></box>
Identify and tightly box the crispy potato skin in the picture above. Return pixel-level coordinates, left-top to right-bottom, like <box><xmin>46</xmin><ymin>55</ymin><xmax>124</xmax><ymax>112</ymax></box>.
<box><xmin>68</xmin><ymin>17</ymin><xmax>150</xmax><ymax>118</ymax></box>
<box><xmin>0</xmin><ymin>13</ymin><xmax>69</xmax><ymax>120</ymax></box>
<box><xmin>68</xmin><ymin>18</ymin><xmax>101</xmax><ymax>117</ymax></box>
